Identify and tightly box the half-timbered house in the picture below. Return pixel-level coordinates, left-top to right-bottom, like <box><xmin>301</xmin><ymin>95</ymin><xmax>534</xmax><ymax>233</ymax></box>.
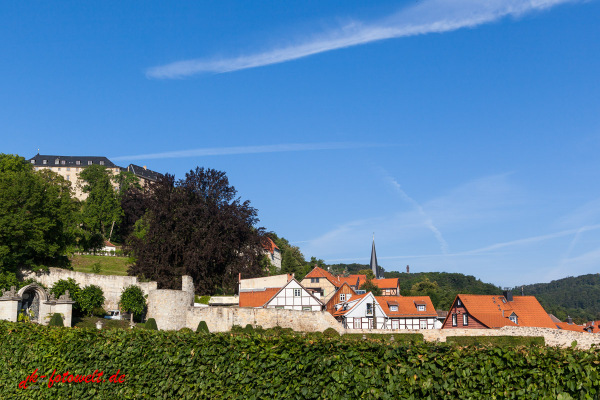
<box><xmin>325</xmin><ymin>282</ymin><xmax>357</xmax><ymax>315</ymax></box>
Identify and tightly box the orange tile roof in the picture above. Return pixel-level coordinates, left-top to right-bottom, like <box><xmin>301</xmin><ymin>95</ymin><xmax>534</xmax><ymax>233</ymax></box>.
<box><xmin>239</xmin><ymin>288</ymin><xmax>280</xmax><ymax>308</ymax></box>
<box><xmin>450</xmin><ymin>294</ymin><xmax>557</xmax><ymax>329</ymax></box>
<box><xmin>305</xmin><ymin>266</ymin><xmax>341</xmax><ymax>287</ymax></box>
<box><xmin>376</xmin><ymin>296</ymin><xmax>437</xmax><ymax>318</ymax></box>
<box><xmin>556</xmin><ymin>322</ymin><xmax>587</xmax><ymax>332</ymax></box>
<box><xmin>337</xmin><ymin>276</ymin><xmax>359</xmax><ymax>287</ymax></box>
<box><xmin>349</xmin><ymin>275</ymin><xmax>367</xmax><ymax>287</ymax></box>
<box><xmin>261</xmin><ymin>237</ymin><xmax>280</xmax><ymax>254</ymax></box>
<box><xmin>372</xmin><ymin>278</ymin><xmax>399</xmax><ymax>289</ymax></box>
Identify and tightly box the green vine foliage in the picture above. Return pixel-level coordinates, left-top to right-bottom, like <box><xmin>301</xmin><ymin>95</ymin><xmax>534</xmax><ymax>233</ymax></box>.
<box><xmin>50</xmin><ymin>278</ymin><xmax>82</xmax><ymax>311</ymax></box>
<box><xmin>1</xmin><ymin>320</ymin><xmax>599</xmax><ymax>399</ymax></box>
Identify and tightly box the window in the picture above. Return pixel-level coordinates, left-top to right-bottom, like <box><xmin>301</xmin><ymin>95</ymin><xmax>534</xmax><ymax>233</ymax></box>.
<box><xmin>501</xmin><ymin>297</ymin><xmax>507</xmax><ymax>304</ymax></box>
<box><xmin>88</xmin><ymin>161</ymin><xmax>92</xmax><ymax>165</ymax></box>
<box><xmin>310</xmin><ymin>278</ymin><xmax>319</xmax><ymax>283</ymax></box>
<box><xmin>339</xmin><ymin>293</ymin><xmax>346</xmax><ymax>302</ymax></box>
<box><xmin>417</xmin><ymin>305</ymin><xmax>425</xmax><ymax>311</ymax></box>
<box><xmin>66</xmin><ymin>167</ymin><xmax>70</xmax><ymax>171</ymax></box>
<box><xmin>100</xmin><ymin>161</ymin><xmax>105</xmax><ymax>165</ymax></box>
<box><xmin>61</xmin><ymin>160</ymin><xmax>66</xmax><ymax>165</ymax></box>
<box><xmin>35</xmin><ymin>167</ymin><xmax>39</xmax><ymax>171</ymax></box>
<box><xmin>463</xmin><ymin>314</ymin><xmax>468</xmax><ymax>326</ymax></box>
<box><xmin>390</xmin><ymin>305</ymin><xmax>398</xmax><ymax>312</ymax></box>
<box><xmin>275</xmin><ymin>306</ymin><xmax>284</xmax><ymax>309</ymax></box>
<box><xmin>30</xmin><ymin>160</ymin><xmax>35</xmax><ymax>164</ymax></box>
<box><xmin>452</xmin><ymin>314</ymin><xmax>457</xmax><ymax>326</ymax></box>
<box><xmin>66</xmin><ymin>175</ymin><xmax>70</xmax><ymax>181</ymax></box>
<box><xmin>57</xmin><ymin>168</ymin><xmax>61</xmax><ymax>171</ymax></box>
<box><xmin>293</xmin><ymin>289</ymin><xmax>301</xmax><ymax>297</ymax></box>
<box><xmin>76</xmin><ymin>160</ymin><xmax>80</xmax><ymax>165</ymax></box>
<box><xmin>457</xmin><ymin>299</ymin><xmax>462</xmax><ymax>306</ymax></box>
<box><xmin>353</xmin><ymin>319</ymin><xmax>361</xmax><ymax>329</ymax></box>
<box><xmin>366</xmin><ymin>303</ymin><xmax>373</xmax><ymax>315</ymax></box>
<box><xmin>43</xmin><ymin>160</ymin><xmax>47</xmax><ymax>165</ymax></box>
<box><xmin>55</xmin><ymin>159</ymin><xmax>59</xmax><ymax>165</ymax></box>
<box><xmin>420</xmin><ymin>320</ymin><xmax>428</xmax><ymax>329</ymax></box>
<box><xmin>302</xmin><ymin>307</ymin><xmax>311</xmax><ymax>311</ymax></box>
<box><xmin>509</xmin><ymin>314</ymin><xmax>518</xmax><ymax>325</ymax></box>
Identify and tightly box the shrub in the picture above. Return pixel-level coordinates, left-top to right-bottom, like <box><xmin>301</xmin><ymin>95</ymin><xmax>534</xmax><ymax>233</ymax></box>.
<box><xmin>119</xmin><ymin>285</ymin><xmax>147</xmax><ymax>322</ymax></box>
<box><xmin>91</xmin><ymin>307</ymin><xmax>107</xmax><ymax>317</ymax></box>
<box><xmin>343</xmin><ymin>333</ymin><xmax>424</xmax><ymax>343</ymax></box>
<box><xmin>244</xmin><ymin>324</ymin><xmax>254</xmax><ymax>333</ymax></box>
<box><xmin>196</xmin><ymin>321</ymin><xmax>209</xmax><ymax>334</ymax></box>
<box><xmin>48</xmin><ymin>313</ymin><xmax>64</xmax><ymax>327</ymax></box>
<box><xmin>145</xmin><ymin>318</ymin><xmax>158</xmax><ymax>330</ymax></box>
<box><xmin>446</xmin><ymin>336</ymin><xmax>545</xmax><ymax>347</ymax></box>
<box><xmin>91</xmin><ymin>262</ymin><xmax>102</xmax><ymax>274</ymax></box>
<box><xmin>50</xmin><ymin>278</ymin><xmax>82</xmax><ymax>311</ymax></box>
<box><xmin>323</xmin><ymin>328</ymin><xmax>340</xmax><ymax>337</ymax></box>
<box><xmin>78</xmin><ymin>285</ymin><xmax>105</xmax><ymax>316</ymax></box>
<box><xmin>179</xmin><ymin>328</ymin><xmax>193</xmax><ymax>334</ymax></box>
<box><xmin>195</xmin><ymin>295</ymin><xmax>211</xmax><ymax>305</ymax></box>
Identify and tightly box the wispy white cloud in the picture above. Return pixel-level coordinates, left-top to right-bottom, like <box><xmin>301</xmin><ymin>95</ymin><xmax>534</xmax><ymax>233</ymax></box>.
<box><xmin>383</xmin><ymin>173</ymin><xmax>449</xmax><ymax>254</ymax></box>
<box><xmin>112</xmin><ymin>142</ymin><xmax>383</xmax><ymax>161</ymax></box>
<box><xmin>146</xmin><ymin>0</ymin><xmax>580</xmax><ymax>78</ymax></box>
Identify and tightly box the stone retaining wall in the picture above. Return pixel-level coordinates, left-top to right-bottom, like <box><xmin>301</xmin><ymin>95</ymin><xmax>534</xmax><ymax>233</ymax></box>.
<box><xmin>20</xmin><ymin>268</ymin><xmax>157</xmax><ymax>310</ymax></box>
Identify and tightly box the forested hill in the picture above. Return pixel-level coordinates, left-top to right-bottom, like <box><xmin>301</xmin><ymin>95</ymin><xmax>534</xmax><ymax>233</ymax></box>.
<box><xmin>520</xmin><ymin>274</ymin><xmax>600</xmax><ymax>323</ymax></box>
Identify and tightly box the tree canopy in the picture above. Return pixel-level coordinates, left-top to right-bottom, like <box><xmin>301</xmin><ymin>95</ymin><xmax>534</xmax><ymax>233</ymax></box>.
<box><xmin>0</xmin><ymin>154</ymin><xmax>77</xmax><ymax>272</ymax></box>
<box><xmin>127</xmin><ymin>168</ymin><xmax>265</xmax><ymax>294</ymax></box>
<box><xmin>79</xmin><ymin>165</ymin><xmax>122</xmax><ymax>242</ymax></box>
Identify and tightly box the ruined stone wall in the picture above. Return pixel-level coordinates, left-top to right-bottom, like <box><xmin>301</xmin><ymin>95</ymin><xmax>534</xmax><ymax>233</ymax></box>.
<box><xmin>147</xmin><ymin>290</ymin><xmax>191</xmax><ymax>331</ymax></box>
<box><xmin>21</xmin><ymin>268</ymin><xmax>157</xmax><ymax>310</ymax></box>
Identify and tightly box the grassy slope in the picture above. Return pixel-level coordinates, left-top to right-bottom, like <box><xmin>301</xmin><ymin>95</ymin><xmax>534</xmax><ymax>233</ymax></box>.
<box><xmin>69</xmin><ymin>255</ymin><xmax>131</xmax><ymax>276</ymax></box>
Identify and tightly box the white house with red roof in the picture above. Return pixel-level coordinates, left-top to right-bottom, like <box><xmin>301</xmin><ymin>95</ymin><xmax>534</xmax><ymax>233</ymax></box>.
<box><xmin>262</xmin><ymin>237</ymin><xmax>282</xmax><ymax>271</ymax></box>
<box><xmin>333</xmin><ymin>292</ymin><xmax>438</xmax><ymax>330</ymax></box>
<box><xmin>239</xmin><ymin>279</ymin><xmax>323</xmax><ymax>311</ymax></box>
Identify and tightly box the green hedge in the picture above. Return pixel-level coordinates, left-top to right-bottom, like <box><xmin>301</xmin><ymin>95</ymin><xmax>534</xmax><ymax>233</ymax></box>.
<box><xmin>342</xmin><ymin>333</ymin><xmax>424</xmax><ymax>343</ymax></box>
<box><xmin>1</xmin><ymin>320</ymin><xmax>599</xmax><ymax>399</ymax></box>
<box><xmin>446</xmin><ymin>335</ymin><xmax>545</xmax><ymax>347</ymax></box>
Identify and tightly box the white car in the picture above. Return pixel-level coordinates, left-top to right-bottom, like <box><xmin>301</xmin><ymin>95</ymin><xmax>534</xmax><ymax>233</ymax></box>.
<box><xmin>104</xmin><ymin>310</ymin><xmax>123</xmax><ymax>320</ymax></box>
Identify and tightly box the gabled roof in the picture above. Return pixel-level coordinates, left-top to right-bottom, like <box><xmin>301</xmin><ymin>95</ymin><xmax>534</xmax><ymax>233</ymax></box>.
<box><xmin>305</xmin><ymin>266</ymin><xmax>341</xmax><ymax>287</ymax></box>
<box><xmin>333</xmin><ymin>293</ymin><xmax>371</xmax><ymax>317</ymax></box>
<box><xmin>349</xmin><ymin>274</ymin><xmax>367</xmax><ymax>287</ymax></box>
<box><xmin>556</xmin><ymin>322</ymin><xmax>587</xmax><ymax>332</ymax></box>
<box><xmin>261</xmin><ymin>237</ymin><xmax>280</xmax><ymax>254</ymax></box>
<box><xmin>29</xmin><ymin>154</ymin><xmax>118</xmax><ymax>168</ymax></box>
<box><xmin>337</xmin><ymin>276</ymin><xmax>359</xmax><ymax>287</ymax></box>
<box><xmin>326</xmin><ymin>282</ymin><xmax>357</xmax><ymax>312</ymax></box>
<box><xmin>264</xmin><ymin>278</ymin><xmax>324</xmax><ymax>307</ymax></box>
<box><xmin>126</xmin><ymin>164</ymin><xmax>162</xmax><ymax>182</ymax></box>
<box><xmin>103</xmin><ymin>240</ymin><xmax>116</xmax><ymax>248</ymax></box>
<box><xmin>372</xmin><ymin>278</ymin><xmax>399</xmax><ymax>289</ymax></box>
<box><xmin>239</xmin><ymin>288</ymin><xmax>280</xmax><ymax>308</ymax></box>
<box><xmin>376</xmin><ymin>296</ymin><xmax>437</xmax><ymax>318</ymax></box>
<box><xmin>445</xmin><ymin>294</ymin><xmax>557</xmax><ymax>329</ymax></box>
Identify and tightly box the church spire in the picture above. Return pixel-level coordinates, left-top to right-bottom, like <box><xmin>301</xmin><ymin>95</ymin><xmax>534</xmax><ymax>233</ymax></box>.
<box><xmin>370</xmin><ymin>234</ymin><xmax>379</xmax><ymax>279</ymax></box>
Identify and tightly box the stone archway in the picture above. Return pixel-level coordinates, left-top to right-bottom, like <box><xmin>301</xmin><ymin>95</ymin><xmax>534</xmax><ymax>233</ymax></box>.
<box><xmin>17</xmin><ymin>284</ymin><xmax>48</xmax><ymax>324</ymax></box>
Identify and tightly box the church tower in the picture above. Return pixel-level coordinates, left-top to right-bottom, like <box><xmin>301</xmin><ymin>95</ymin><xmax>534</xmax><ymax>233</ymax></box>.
<box><xmin>370</xmin><ymin>235</ymin><xmax>380</xmax><ymax>279</ymax></box>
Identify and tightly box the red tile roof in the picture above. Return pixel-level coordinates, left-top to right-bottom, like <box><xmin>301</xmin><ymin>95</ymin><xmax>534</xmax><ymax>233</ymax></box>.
<box><xmin>305</xmin><ymin>266</ymin><xmax>341</xmax><ymax>287</ymax></box>
<box><xmin>376</xmin><ymin>296</ymin><xmax>437</xmax><ymax>318</ymax></box>
<box><xmin>372</xmin><ymin>278</ymin><xmax>399</xmax><ymax>289</ymax></box>
<box><xmin>104</xmin><ymin>240</ymin><xmax>116</xmax><ymax>247</ymax></box>
<box><xmin>337</xmin><ymin>276</ymin><xmax>359</xmax><ymax>287</ymax></box>
<box><xmin>448</xmin><ymin>294</ymin><xmax>557</xmax><ymax>329</ymax></box>
<box><xmin>349</xmin><ymin>275</ymin><xmax>367</xmax><ymax>287</ymax></box>
<box><xmin>239</xmin><ymin>288</ymin><xmax>280</xmax><ymax>308</ymax></box>
<box><xmin>261</xmin><ymin>237</ymin><xmax>280</xmax><ymax>254</ymax></box>
<box><xmin>556</xmin><ymin>322</ymin><xmax>587</xmax><ymax>332</ymax></box>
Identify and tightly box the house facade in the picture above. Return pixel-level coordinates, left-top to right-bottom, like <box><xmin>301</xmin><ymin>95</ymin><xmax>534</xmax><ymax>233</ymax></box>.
<box><xmin>442</xmin><ymin>292</ymin><xmax>557</xmax><ymax>329</ymax></box>
<box><xmin>300</xmin><ymin>267</ymin><xmax>341</xmax><ymax>303</ymax></box>
<box><xmin>333</xmin><ymin>292</ymin><xmax>438</xmax><ymax>330</ymax></box>
<box><xmin>372</xmin><ymin>278</ymin><xmax>400</xmax><ymax>296</ymax></box>
<box><xmin>325</xmin><ymin>283</ymin><xmax>357</xmax><ymax>315</ymax></box>
<box><xmin>239</xmin><ymin>279</ymin><xmax>323</xmax><ymax>311</ymax></box>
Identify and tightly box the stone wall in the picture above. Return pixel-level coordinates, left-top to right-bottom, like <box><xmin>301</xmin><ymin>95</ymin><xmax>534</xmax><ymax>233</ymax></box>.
<box><xmin>21</xmin><ymin>268</ymin><xmax>157</xmax><ymax>310</ymax></box>
<box><xmin>185</xmin><ymin>307</ymin><xmax>344</xmax><ymax>333</ymax></box>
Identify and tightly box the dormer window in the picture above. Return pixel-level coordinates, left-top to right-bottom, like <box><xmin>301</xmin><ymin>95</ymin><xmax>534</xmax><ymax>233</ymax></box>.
<box><xmin>42</xmin><ymin>159</ymin><xmax>47</xmax><ymax>165</ymax></box>
<box><xmin>99</xmin><ymin>161</ymin><xmax>104</xmax><ymax>165</ymax></box>
<box><xmin>390</xmin><ymin>305</ymin><xmax>398</xmax><ymax>312</ymax></box>
<box><xmin>509</xmin><ymin>313</ymin><xmax>518</xmax><ymax>324</ymax></box>
<box><xmin>61</xmin><ymin>160</ymin><xmax>66</xmax><ymax>165</ymax></box>
<box><xmin>76</xmin><ymin>160</ymin><xmax>81</xmax><ymax>165</ymax></box>
<box><xmin>30</xmin><ymin>160</ymin><xmax>35</xmax><ymax>164</ymax></box>
<box><xmin>88</xmin><ymin>160</ymin><xmax>92</xmax><ymax>165</ymax></box>
<box><xmin>417</xmin><ymin>305</ymin><xmax>425</xmax><ymax>311</ymax></box>
<box><xmin>55</xmin><ymin>159</ymin><xmax>59</xmax><ymax>165</ymax></box>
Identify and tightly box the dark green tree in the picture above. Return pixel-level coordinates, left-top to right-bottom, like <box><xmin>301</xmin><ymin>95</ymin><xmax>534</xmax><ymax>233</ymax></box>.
<box><xmin>0</xmin><ymin>154</ymin><xmax>77</xmax><ymax>272</ymax></box>
<box><xmin>145</xmin><ymin>318</ymin><xmax>158</xmax><ymax>330</ymax></box>
<box><xmin>360</xmin><ymin>277</ymin><xmax>383</xmax><ymax>296</ymax></box>
<box><xmin>50</xmin><ymin>278</ymin><xmax>82</xmax><ymax>312</ymax></box>
<box><xmin>196</xmin><ymin>320</ymin><xmax>209</xmax><ymax>334</ymax></box>
<box><xmin>128</xmin><ymin>169</ymin><xmax>265</xmax><ymax>295</ymax></box>
<box><xmin>48</xmin><ymin>313</ymin><xmax>64</xmax><ymax>327</ymax></box>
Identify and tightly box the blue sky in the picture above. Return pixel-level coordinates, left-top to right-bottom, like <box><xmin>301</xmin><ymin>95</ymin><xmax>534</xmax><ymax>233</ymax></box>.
<box><xmin>2</xmin><ymin>1</ymin><xmax>599</xmax><ymax>287</ymax></box>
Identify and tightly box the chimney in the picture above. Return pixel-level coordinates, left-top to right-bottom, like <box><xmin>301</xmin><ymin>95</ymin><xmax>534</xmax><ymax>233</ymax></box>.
<box><xmin>503</xmin><ymin>289</ymin><xmax>513</xmax><ymax>302</ymax></box>
<box><xmin>567</xmin><ymin>316</ymin><xmax>573</xmax><ymax>325</ymax></box>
